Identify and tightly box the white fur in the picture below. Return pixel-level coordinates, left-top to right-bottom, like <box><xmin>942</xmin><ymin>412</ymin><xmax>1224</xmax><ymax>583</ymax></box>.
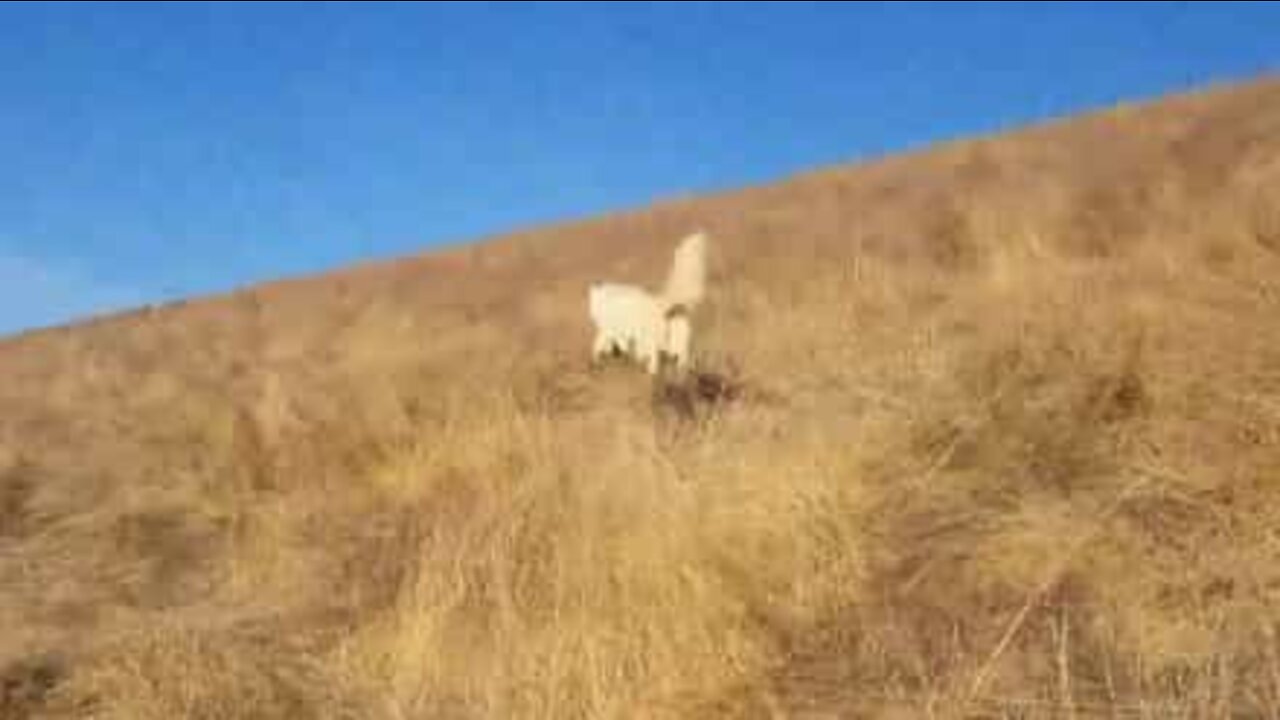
<box><xmin>661</xmin><ymin>231</ymin><xmax>707</xmax><ymax>309</ymax></box>
<box><xmin>588</xmin><ymin>282</ymin><xmax>665</xmax><ymax>373</ymax></box>
<box><xmin>663</xmin><ymin>311</ymin><xmax>692</xmax><ymax>373</ymax></box>
<box><xmin>588</xmin><ymin>231</ymin><xmax>708</xmax><ymax>375</ymax></box>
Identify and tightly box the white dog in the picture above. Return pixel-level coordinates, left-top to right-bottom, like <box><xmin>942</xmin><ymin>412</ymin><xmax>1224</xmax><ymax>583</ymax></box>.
<box><xmin>589</xmin><ymin>231</ymin><xmax>707</xmax><ymax>375</ymax></box>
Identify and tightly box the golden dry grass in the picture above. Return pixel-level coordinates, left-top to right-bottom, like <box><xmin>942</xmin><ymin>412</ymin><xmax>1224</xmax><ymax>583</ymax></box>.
<box><xmin>2</xmin><ymin>75</ymin><xmax>1280</xmax><ymax>719</ymax></box>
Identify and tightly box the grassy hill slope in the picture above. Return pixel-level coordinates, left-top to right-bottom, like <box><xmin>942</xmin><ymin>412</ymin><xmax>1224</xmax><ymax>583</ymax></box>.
<box><xmin>2</xmin><ymin>75</ymin><xmax>1280</xmax><ymax>718</ymax></box>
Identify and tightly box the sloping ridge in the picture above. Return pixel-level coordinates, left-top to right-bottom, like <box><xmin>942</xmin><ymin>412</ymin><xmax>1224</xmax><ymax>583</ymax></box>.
<box><xmin>1</xmin><ymin>74</ymin><xmax>1276</xmax><ymax>348</ymax></box>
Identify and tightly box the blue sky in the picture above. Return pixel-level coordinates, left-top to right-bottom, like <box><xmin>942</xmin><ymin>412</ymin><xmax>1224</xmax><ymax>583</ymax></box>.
<box><xmin>1</xmin><ymin>1</ymin><xmax>1276</xmax><ymax>336</ymax></box>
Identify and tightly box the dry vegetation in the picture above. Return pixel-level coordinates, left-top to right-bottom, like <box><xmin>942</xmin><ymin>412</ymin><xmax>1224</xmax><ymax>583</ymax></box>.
<box><xmin>3</xmin><ymin>77</ymin><xmax>1280</xmax><ymax>719</ymax></box>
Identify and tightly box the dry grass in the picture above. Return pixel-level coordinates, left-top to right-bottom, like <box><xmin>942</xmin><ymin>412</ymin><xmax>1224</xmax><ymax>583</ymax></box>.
<box><xmin>2</xmin><ymin>76</ymin><xmax>1280</xmax><ymax>719</ymax></box>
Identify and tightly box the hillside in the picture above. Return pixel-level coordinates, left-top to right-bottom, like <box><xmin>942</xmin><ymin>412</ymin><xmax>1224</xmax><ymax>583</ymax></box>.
<box><xmin>2</xmin><ymin>75</ymin><xmax>1280</xmax><ymax>719</ymax></box>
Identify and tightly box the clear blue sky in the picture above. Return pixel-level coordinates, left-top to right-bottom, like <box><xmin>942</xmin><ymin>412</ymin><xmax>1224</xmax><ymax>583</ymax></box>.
<box><xmin>1</xmin><ymin>1</ymin><xmax>1276</xmax><ymax>336</ymax></box>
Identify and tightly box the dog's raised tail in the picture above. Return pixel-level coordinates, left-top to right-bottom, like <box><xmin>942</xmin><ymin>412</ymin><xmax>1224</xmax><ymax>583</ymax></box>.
<box><xmin>660</xmin><ymin>231</ymin><xmax>707</xmax><ymax>310</ymax></box>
